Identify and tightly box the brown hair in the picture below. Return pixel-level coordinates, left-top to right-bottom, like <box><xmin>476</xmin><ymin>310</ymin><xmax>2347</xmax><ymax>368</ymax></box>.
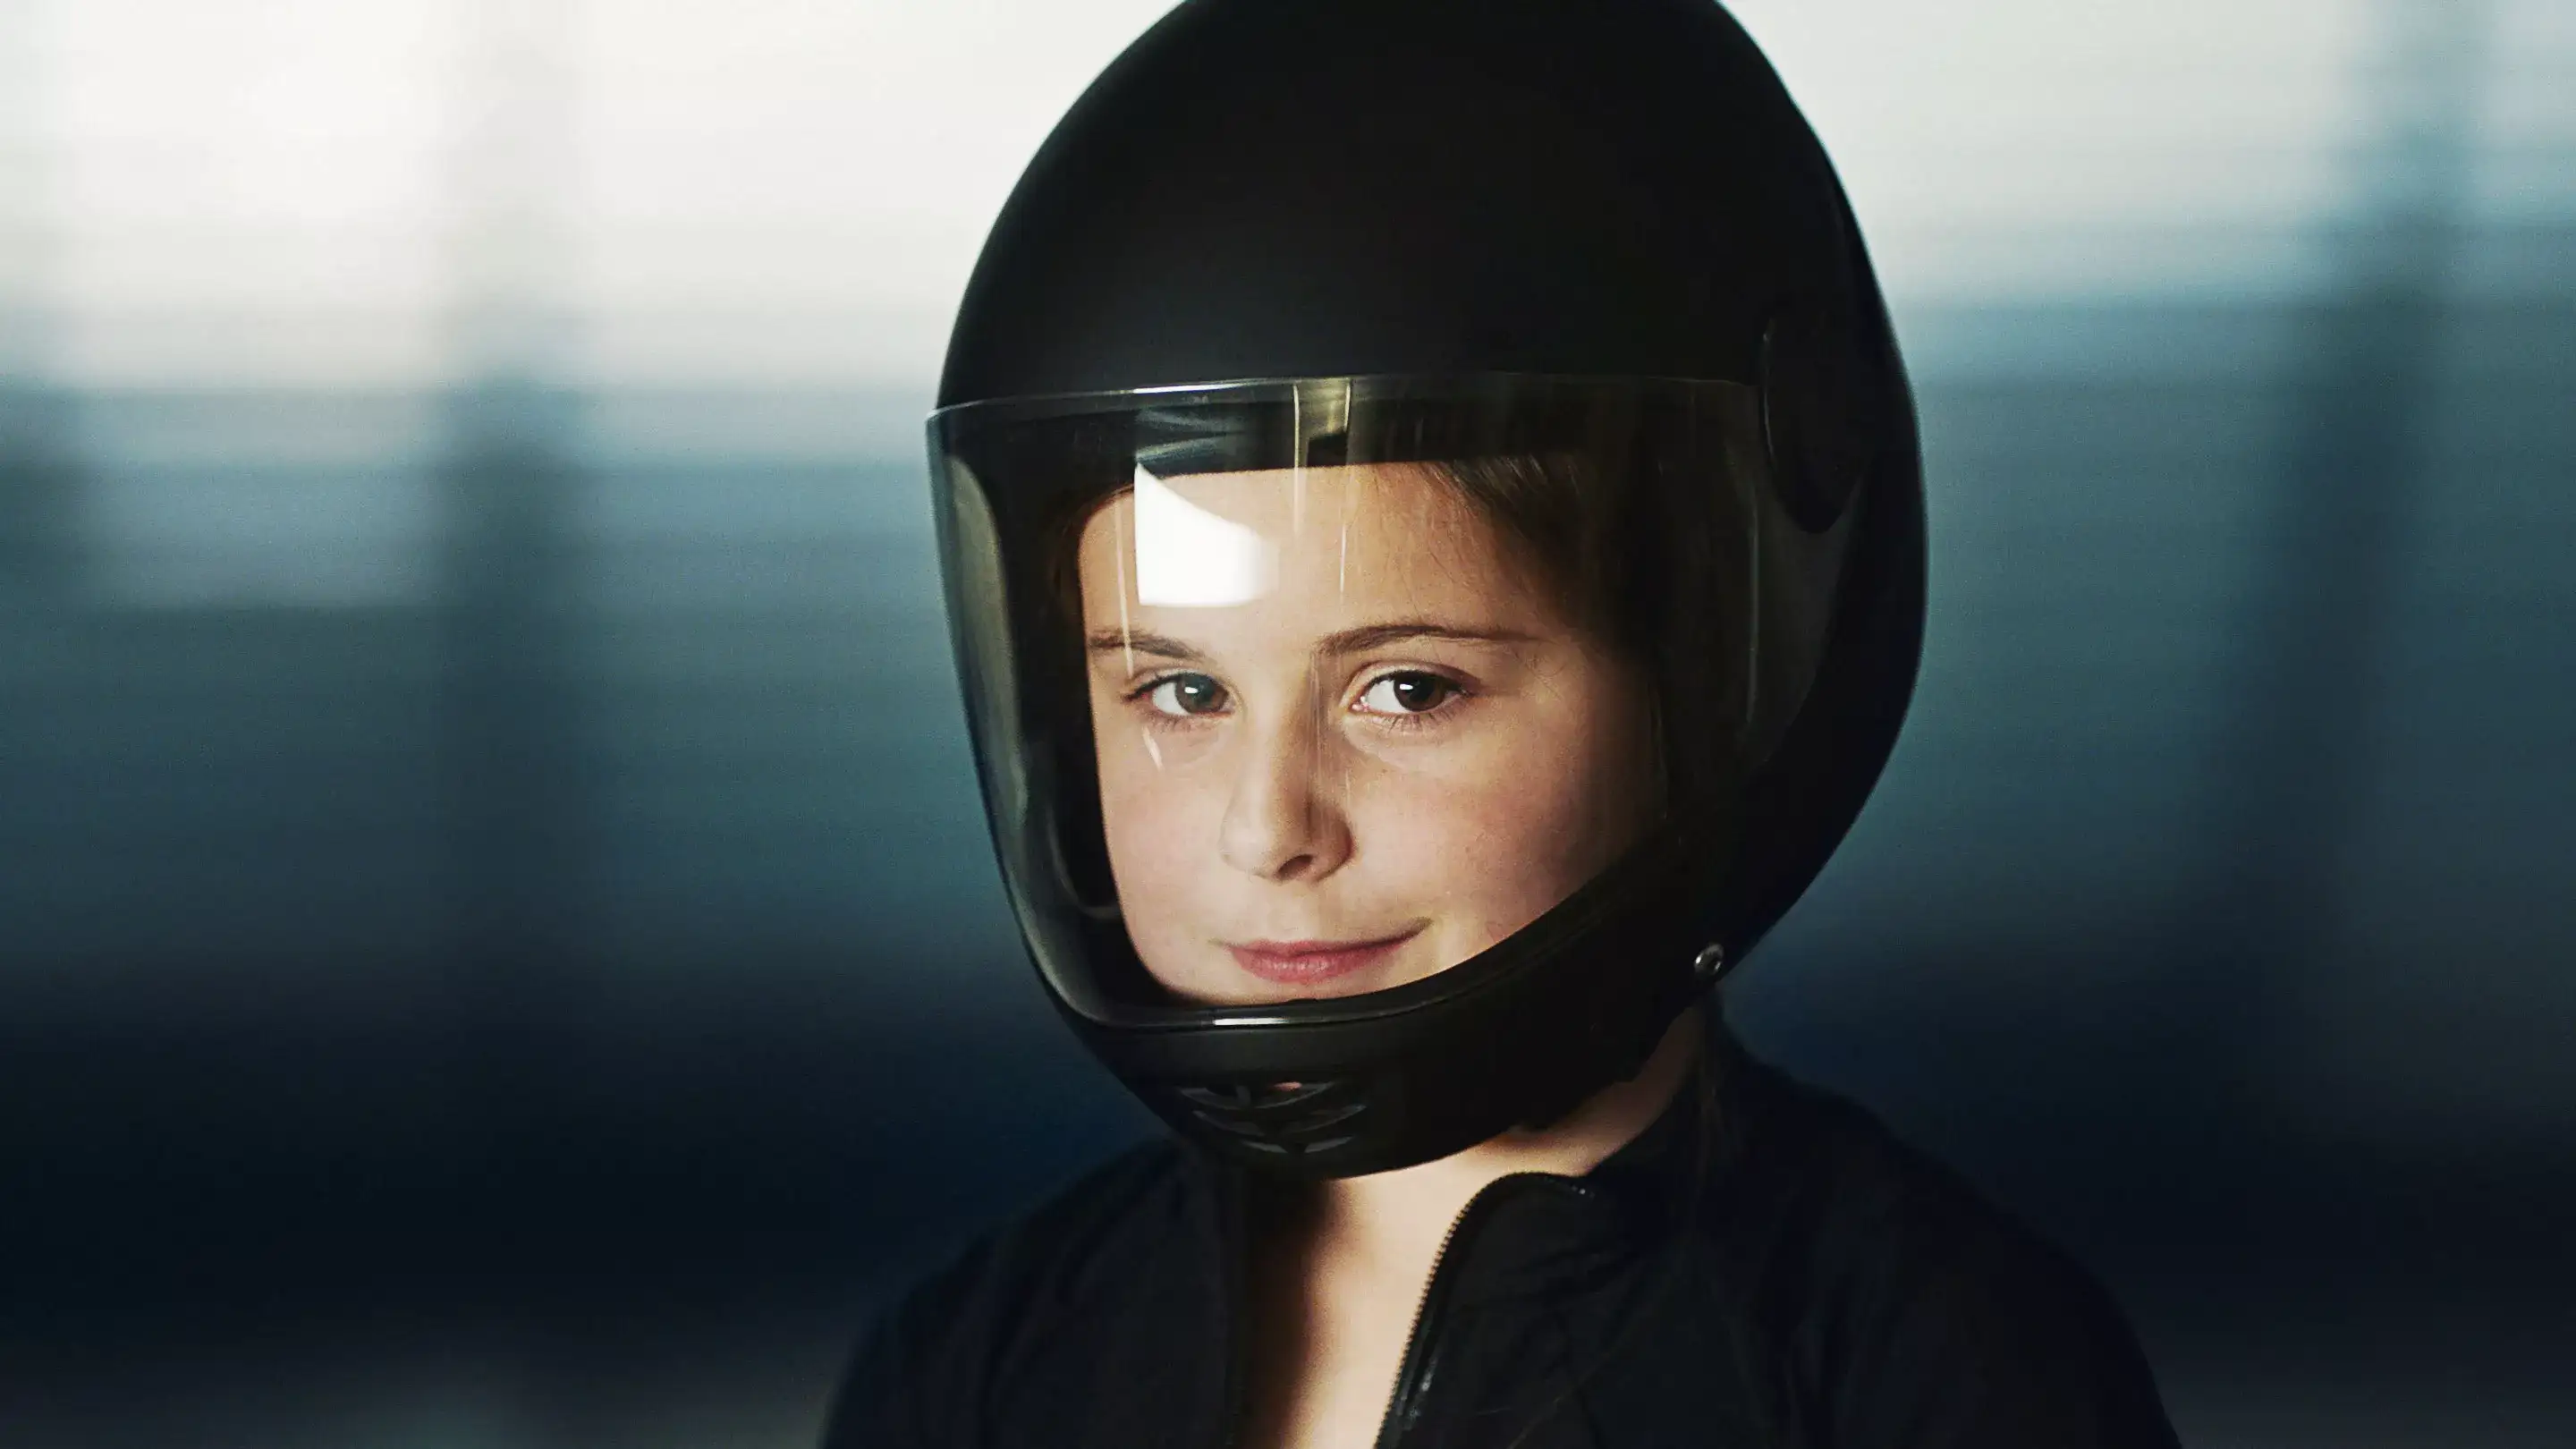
<box><xmin>1049</xmin><ymin>452</ymin><xmax>1647</xmax><ymax>659</ymax></box>
<box><xmin>1424</xmin><ymin>452</ymin><xmax>1642</xmax><ymax>658</ymax></box>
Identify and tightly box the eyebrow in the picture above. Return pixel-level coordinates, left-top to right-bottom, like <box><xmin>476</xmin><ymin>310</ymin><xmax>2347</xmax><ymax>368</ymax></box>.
<box><xmin>1084</xmin><ymin>621</ymin><xmax>1535</xmax><ymax>661</ymax></box>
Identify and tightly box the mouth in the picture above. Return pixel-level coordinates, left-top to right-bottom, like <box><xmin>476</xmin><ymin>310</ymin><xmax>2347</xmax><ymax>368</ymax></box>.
<box><xmin>1224</xmin><ymin>923</ymin><xmax>1427</xmax><ymax>987</ymax></box>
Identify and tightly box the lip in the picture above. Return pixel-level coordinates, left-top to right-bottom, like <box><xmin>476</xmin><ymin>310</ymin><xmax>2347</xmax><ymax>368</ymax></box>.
<box><xmin>1224</xmin><ymin>924</ymin><xmax>1426</xmax><ymax>986</ymax></box>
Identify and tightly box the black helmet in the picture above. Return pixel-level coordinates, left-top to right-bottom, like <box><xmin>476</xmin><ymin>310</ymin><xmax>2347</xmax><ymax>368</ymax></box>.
<box><xmin>928</xmin><ymin>0</ymin><xmax>1924</xmax><ymax>1177</ymax></box>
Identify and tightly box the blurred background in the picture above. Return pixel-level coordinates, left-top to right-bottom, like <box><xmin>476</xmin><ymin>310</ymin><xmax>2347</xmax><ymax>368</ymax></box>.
<box><xmin>2</xmin><ymin>0</ymin><xmax>2570</xmax><ymax>1444</ymax></box>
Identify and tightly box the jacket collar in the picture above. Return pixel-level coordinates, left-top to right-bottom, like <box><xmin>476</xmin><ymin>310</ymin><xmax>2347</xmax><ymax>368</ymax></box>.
<box><xmin>1187</xmin><ymin>1010</ymin><xmax>1749</xmax><ymax>1309</ymax></box>
<box><xmin>1446</xmin><ymin>1012</ymin><xmax>1741</xmax><ymax>1305</ymax></box>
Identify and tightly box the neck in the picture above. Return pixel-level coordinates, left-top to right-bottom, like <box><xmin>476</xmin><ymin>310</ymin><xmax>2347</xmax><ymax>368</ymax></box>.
<box><xmin>1302</xmin><ymin>1004</ymin><xmax>1708</xmax><ymax>1275</ymax></box>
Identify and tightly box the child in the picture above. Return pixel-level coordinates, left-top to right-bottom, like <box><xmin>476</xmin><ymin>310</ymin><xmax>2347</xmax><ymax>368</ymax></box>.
<box><xmin>832</xmin><ymin>3</ymin><xmax>2178</xmax><ymax>1445</ymax></box>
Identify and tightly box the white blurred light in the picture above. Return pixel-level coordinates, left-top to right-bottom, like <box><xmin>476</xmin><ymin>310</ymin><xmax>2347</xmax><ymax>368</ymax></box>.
<box><xmin>4</xmin><ymin>0</ymin><xmax>2570</xmax><ymax>387</ymax></box>
<box><xmin>1130</xmin><ymin>465</ymin><xmax>1278</xmax><ymax>608</ymax></box>
<box><xmin>37</xmin><ymin>0</ymin><xmax>464</xmax><ymax>385</ymax></box>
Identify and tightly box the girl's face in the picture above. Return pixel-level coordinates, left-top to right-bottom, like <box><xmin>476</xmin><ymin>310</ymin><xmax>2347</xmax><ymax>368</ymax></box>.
<box><xmin>1077</xmin><ymin>462</ymin><xmax>1658</xmax><ymax>1005</ymax></box>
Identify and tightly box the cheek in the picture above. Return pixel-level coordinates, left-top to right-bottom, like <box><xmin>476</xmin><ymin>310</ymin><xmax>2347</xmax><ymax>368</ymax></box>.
<box><xmin>1094</xmin><ymin>726</ymin><xmax>1224</xmax><ymax>928</ymax></box>
<box><xmin>1363</xmin><ymin>695</ymin><xmax>1652</xmax><ymax>934</ymax></box>
<box><xmin>1361</xmin><ymin>772</ymin><xmax>1602</xmax><ymax>911</ymax></box>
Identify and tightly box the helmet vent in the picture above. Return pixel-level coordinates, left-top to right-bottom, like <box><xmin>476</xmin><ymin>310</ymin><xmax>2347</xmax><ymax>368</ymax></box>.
<box><xmin>1171</xmin><ymin>1078</ymin><xmax>1369</xmax><ymax>1157</ymax></box>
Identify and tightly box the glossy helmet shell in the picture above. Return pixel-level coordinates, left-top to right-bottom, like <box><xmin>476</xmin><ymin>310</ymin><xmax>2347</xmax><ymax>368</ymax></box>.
<box><xmin>936</xmin><ymin>0</ymin><xmax>1924</xmax><ymax>1174</ymax></box>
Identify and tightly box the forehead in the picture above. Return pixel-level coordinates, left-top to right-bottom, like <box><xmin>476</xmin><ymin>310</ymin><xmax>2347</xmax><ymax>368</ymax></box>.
<box><xmin>1075</xmin><ymin>462</ymin><xmax>1529</xmax><ymax>620</ymax></box>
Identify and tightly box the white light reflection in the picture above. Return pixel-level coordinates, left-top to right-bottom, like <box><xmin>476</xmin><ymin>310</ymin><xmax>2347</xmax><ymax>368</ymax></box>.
<box><xmin>1131</xmin><ymin>464</ymin><xmax>1276</xmax><ymax>607</ymax></box>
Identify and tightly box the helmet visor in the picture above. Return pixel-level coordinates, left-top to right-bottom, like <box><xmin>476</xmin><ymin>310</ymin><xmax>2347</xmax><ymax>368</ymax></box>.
<box><xmin>931</xmin><ymin>376</ymin><xmax>1771</xmax><ymax>1024</ymax></box>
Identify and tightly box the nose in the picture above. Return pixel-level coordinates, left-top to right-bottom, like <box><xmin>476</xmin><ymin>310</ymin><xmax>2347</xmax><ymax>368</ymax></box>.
<box><xmin>1216</xmin><ymin>699</ymin><xmax>1352</xmax><ymax>883</ymax></box>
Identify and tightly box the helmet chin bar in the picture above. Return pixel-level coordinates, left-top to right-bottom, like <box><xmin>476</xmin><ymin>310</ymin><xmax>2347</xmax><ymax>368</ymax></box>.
<box><xmin>1064</xmin><ymin>814</ymin><xmax>1734</xmax><ymax>1180</ymax></box>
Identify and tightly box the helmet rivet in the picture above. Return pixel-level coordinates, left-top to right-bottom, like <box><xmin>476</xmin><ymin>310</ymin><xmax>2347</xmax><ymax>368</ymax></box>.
<box><xmin>1691</xmin><ymin>943</ymin><xmax>1729</xmax><ymax>983</ymax></box>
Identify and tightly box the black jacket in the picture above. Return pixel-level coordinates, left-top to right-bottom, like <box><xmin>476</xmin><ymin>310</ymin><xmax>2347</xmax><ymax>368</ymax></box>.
<box><xmin>826</xmin><ymin>1027</ymin><xmax>2180</xmax><ymax>1448</ymax></box>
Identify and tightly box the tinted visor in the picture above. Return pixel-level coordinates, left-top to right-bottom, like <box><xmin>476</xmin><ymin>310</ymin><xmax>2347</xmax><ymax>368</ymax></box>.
<box><xmin>932</xmin><ymin>377</ymin><xmax>1771</xmax><ymax>1024</ymax></box>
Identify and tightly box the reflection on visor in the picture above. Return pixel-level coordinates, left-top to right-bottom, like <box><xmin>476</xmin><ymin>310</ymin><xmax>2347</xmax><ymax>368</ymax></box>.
<box><xmin>1131</xmin><ymin>464</ymin><xmax>1279</xmax><ymax>607</ymax></box>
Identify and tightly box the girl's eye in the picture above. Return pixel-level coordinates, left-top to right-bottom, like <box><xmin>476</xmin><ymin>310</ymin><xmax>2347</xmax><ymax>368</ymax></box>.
<box><xmin>1355</xmin><ymin>671</ymin><xmax>1460</xmax><ymax>717</ymax></box>
<box><xmin>1144</xmin><ymin>673</ymin><xmax>1229</xmax><ymax>717</ymax></box>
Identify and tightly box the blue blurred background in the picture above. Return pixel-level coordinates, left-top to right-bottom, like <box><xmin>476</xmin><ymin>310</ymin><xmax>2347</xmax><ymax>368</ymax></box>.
<box><xmin>2</xmin><ymin>1</ymin><xmax>2571</xmax><ymax>1444</ymax></box>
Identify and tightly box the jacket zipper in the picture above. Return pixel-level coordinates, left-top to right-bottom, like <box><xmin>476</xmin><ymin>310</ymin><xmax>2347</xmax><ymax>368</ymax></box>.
<box><xmin>1368</xmin><ymin>1172</ymin><xmax>1597</xmax><ymax>1449</ymax></box>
